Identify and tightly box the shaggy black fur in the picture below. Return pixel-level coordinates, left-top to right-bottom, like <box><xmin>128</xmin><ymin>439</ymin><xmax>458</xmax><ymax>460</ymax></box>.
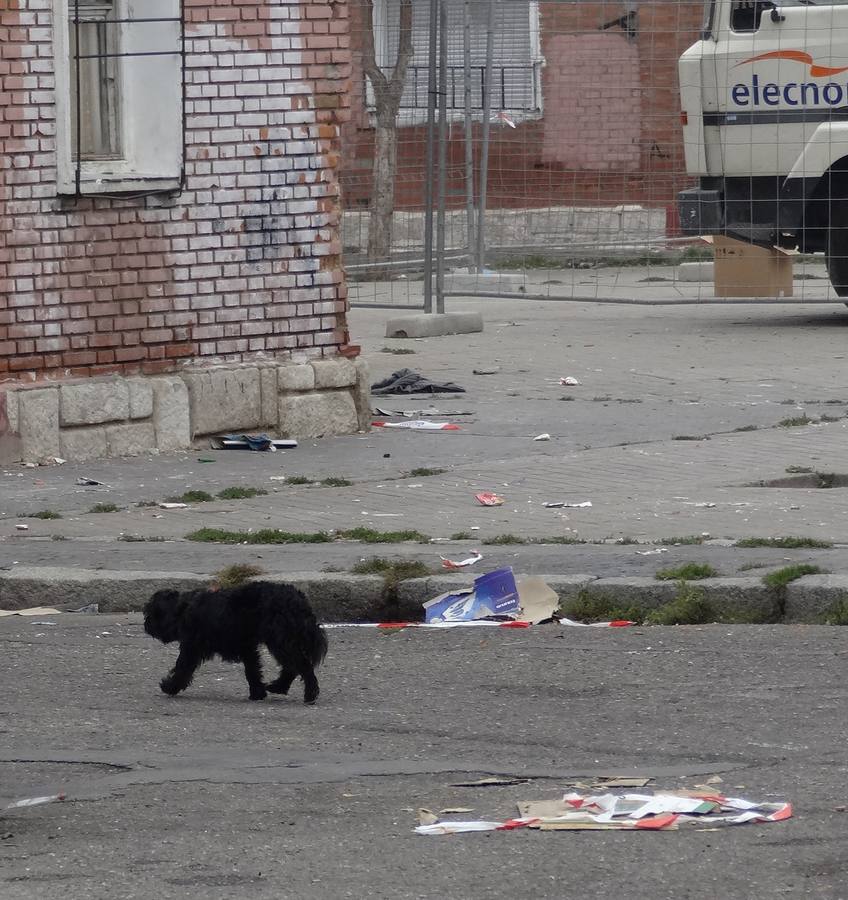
<box><xmin>143</xmin><ymin>581</ymin><xmax>328</xmax><ymax>703</ymax></box>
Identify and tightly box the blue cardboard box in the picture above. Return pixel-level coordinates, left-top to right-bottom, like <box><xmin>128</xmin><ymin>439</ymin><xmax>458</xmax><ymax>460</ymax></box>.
<box><xmin>423</xmin><ymin>567</ymin><xmax>520</xmax><ymax>623</ymax></box>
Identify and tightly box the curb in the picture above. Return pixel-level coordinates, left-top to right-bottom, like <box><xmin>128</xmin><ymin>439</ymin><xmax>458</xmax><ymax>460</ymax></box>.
<box><xmin>1</xmin><ymin>568</ymin><xmax>846</xmax><ymax>624</ymax></box>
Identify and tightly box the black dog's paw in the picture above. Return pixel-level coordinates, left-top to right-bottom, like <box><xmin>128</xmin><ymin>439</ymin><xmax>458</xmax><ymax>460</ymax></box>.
<box><xmin>249</xmin><ymin>687</ymin><xmax>268</xmax><ymax>701</ymax></box>
<box><xmin>160</xmin><ymin>677</ymin><xmax>182</xmax><ymax>696</ymax></box>
<box><xmin>303</xmin><ymin>687</ymin><xmax>319</xmax><ymax>705</ymax></box>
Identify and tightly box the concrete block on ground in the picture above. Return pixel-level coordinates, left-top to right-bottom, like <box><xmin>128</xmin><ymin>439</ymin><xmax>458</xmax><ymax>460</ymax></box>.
<box><xmin>0</xmin><ymin>568</ymin><xmax>209</xmax><ymax>613</ymax></box>
<box><xmin>351</xmin><ymin>358</ymin><xmax>372</xmax><ymax>431</ymax></box>
<box><xmin>277</xmin><ymin>363</ymin><xmax>315</xmax><ymax>392</ymax></box>
<box><xmin>444</xmin><ymin>272</ymin><xmax>524</xmax><ymax>294</ymax></box>
<box><xmin>59</xmin><ymin>426</ymin><xmax>108</xmax><ymax>462</ymax></box>
<box><xmin>784</xmin><ymin>574</ymin><xmax>848</xmax><ymax>623</ymax></box>
<box><xmin>311</xmin><ymin>358</ymin><xmax>357</xmax><ymax>389</ymax></box>
<box><xmin>278</xmin><ymin>390</ymin><xmax>358</xmax><ymax>438</ymax></box>
<box><xmin>0</xmin><ymin>390</ymin><xmax>22</xmax><ymax>464</ymax></box>
<box><xmin>575</xmin><ymin>577</ymin><xmax>679</xmax><ymax>610</ymax></box>
<box><xmin>127</xmin><ymin>378</ymin><xmax>154</xmax><ymax>420</ymax></box>
<box><xmin>18</xmin><ymin>387</ymin><xmax>60</xmax><ymax>462</ymax></box>
<box><xmin>259</xmin><ymin>367</ymin><xmax>277</xmax><ymax>426</ymax></box>
<box><xmin>152</xmin><ymin>377</ymin><xmax>191</xmax><ymax>452</ymax></box>
<box><xmin>385</xmin><ymin>312</ymin><xmax>484</xmax><ymax>339</ymax></box>
<box><xmin>60</xmin><ymin>380</ymin><xmax>129</xmax><ymax>426</ymax></box>
<box><xmin>677</xmin><ymin>261</ymin><xmax>714</xmax><ymax>282</ymax></box>
<box><xmin>106</xmin><ymin>422</ymin><xmax>156</xmax><ymax>457</ymax></box>
<box><xmin>696</xmin><ymin>578</ymin><xmax>780</xmax><ymax>623</ymax></box>
<box><xmin>182</xmin><ymin>368</ymin><xmax>262</xmax><ymax>435</ymax></box>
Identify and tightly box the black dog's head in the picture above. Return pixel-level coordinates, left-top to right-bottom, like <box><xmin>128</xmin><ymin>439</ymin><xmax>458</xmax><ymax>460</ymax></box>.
<box><xmin>143</xmin><ymin>589</ymin><xmax>185</xmax><ymax>644</ymax></box>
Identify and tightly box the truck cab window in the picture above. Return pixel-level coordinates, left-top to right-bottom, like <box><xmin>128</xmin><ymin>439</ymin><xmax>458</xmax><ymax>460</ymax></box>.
<box><xmin>730</xmin><ymin>0</ymin><xmax>768</xmax><ymax>32</ymax></box>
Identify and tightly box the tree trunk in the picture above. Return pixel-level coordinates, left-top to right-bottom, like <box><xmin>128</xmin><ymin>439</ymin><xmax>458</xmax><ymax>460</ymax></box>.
<box><xmin>359</xmin><ymin>0</ymin><xmax>413</xmax><ymax>266</ymax></box>
<box><xmin>367</xmin><ymin>117</ymin><xmax>399</xmax><ymax>263</ymax></box>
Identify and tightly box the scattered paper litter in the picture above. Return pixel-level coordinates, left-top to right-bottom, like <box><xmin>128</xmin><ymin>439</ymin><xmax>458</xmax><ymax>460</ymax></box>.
<box><xmin>4</xmin><ymin>793</ymin><xmax>64</xmax><ymax>811</ymax></box>
<box><xmin>533</xmin><ymin>433</ymin><xmax>551</xmax><ymax>441</ymax></box>
<box><xmin>450</xmin><ymin>777</ymin><xmax>531</xmax><ymax>788</ymax></box>
<box><xmin>636</xmin><ymin>548</ymin><xmax>668</xmax><ymax>555</ymax></box>
<box><xmin>372</xmin><ymin>420</ymin><xmax>460</xmax><ymax>431</ymax></box>
<box><xmin>15</xmin><ymin>524</ymin><xmax>29</xmax><ymax>531</ymax></box>
<box><xmin>559</xmin><ymin>618</ymin><xmax>635</xmax><ymax>627</ymax></box>
<box><xmin>415</xmin><ymin>791</ymin><xmax>791</xmax><ymax>835</ymax></box>
<box><xmin>475</xmin><ymin>492</ymin><xmax>504</xmax><ymax>506</ymax></box>
<box><xmin>440</xmin><ymin>551</ymin><xmax>483</xmax><ymax>570</ymax></box>
<box><xmin>559</xmin><ymin>376</ymin><xmax>581</xmax><ymax>386</ymax></box>
<box><xmin>158</xmin><ymin>502</ymin><xmax>188</xmax><ymax>509</ymax></box>
<box><xmin>322</xmin><ymin>621</ymin><xmax>532</xmax><ymax>630</ymax></box>
<box><xmin>373</xmin><ymin>406</ymin><xmax>474</xmax><ymax>418</ymax></box>
<box><xmin>417</xmin><ymin>808</ymin><xmax>439</xmax><ymax>826</ymax></box>
<box><xmin>0</xmin><ymin>607</ymin><xmax>62</xmax><ymax>618</ymax></box>
<box><xmin>76</xmin><ymin>476</ymin><xmax>105</xmax><ymax>486</ymax></box>
<box><xmin>543</xmin><ymin>500</ymin><xmax>592</xmax><ymax>509</ymax></box>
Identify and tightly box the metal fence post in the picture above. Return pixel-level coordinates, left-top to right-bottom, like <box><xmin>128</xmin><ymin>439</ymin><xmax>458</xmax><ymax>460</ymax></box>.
<box><xmin>422</xmin><ymin>0</ymin><xmax>439</xmax><ymax>314</ymax></box>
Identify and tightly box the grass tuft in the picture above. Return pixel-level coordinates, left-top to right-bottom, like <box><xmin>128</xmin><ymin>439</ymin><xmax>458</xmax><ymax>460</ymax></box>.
<box><xmin>823</xmin><ymin>597</ymin><xmax>848</xmax><ymax>625</ymax></box>
<box><xmin>185</xmin><ymin>528</ymin><xmax>331</xmax><ymax>544</ymax></box>
<box><xmin>338</xmin><ymin>527</ymin><xmax>430</xmax><ymax>544</ymax></box>
<box><xmin>655</xmin><ymin>562</ymin><xmax>717</xmax><ymax>581</ymax></box>
<box><xmin>216</xmin><ymin>486</ymin><xmax>268</xmax><ymax>500</ymax></box>
<box><xmin>779</xmin><ymin>416</ymin><xmax>813</xmax><ymax>427</ymax></box>
<box><xmin>762</xmin><ymin>564</ymin><xmax>823</xmax><ymax>591</ymax></box>
<box><xmin>88</xmin><ymin>502</ymin><xmax>120</xmax><ymax>514</ymax></box>
<box><xmin>660</xmin><ymin>535</ymin><xmax>706</xmax><ymax>546</ymax></box>
<box><xmin>736</xmin><ymin>536</ymin><xmax>833</xmax><ymax>549</ymax></box>
<box><xmin>407</xmin><ymin>467</ymin><xmax>446</xmax><ymax>477</ymax></box>
<box><xmin>482</xmin><ymin>534</ymin><xmax>527</xmax><ymax>545</ymax></box>
<box><xmin>561</xmin><ymin>590</ymin><xmax>646</xmax><ymax>625</ymax></box>
<box><xmin>285</xmin><ymin>476</ymin><xmax>313</xmax><ymax>485</ymax></box>
<box><xmin>168</xmin><ymin>490</ymin><xmax>214</xmax><ymax>504</ymax></box>
<box><xmin>645</xmin><ymin>582</ymin><xmax>715</xmax><ymax>625</ymax></box>
<box><xmin>322</xmin><ymin>477</ymin><xmax>353</xmax><ymax>487</ymax></box>
<box><xmin>450</xmin><ymin>531</ymin><xmax>472</xmax><ymax>540</ymax></box>
<box><xmin>19</xmin><ymin>509</ymin><xmax>62</xmax><ymax>520</ymax></box>
<box><xmin>213</xmin><ymin>563</ymin><xmax>265</xmax><ymax>589</ymax></box>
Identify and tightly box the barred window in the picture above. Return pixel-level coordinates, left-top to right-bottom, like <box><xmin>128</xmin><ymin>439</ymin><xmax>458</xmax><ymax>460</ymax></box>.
<box><xmin>373</xmin><ymin>0</ymin><xmax>543</xmax><ymax>124</ymax></box>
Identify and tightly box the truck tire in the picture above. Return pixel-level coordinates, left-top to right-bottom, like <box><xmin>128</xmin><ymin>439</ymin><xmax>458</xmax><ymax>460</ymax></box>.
<box><xmin>826</xmin><ymin>199</ymin><xmax>848</xmax><ymax>297</ymax></box>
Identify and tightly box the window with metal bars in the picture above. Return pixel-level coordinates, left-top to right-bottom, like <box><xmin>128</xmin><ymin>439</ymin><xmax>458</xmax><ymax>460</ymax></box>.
<box><xmin>55</xmin><ymin>0</ymin><xmax>184</xmax><ymax>196</ymax></box>
<box><xmin>370</xmin><ymin>0</ymin><xmax>543</xmax><ymax>124</ymax></box>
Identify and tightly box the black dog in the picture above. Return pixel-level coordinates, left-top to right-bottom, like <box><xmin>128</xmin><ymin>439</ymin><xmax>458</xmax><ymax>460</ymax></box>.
<box><xmin>143</xmin><ymin>581</ymin><xmax>327</xmax><ymax>703</ymax></box>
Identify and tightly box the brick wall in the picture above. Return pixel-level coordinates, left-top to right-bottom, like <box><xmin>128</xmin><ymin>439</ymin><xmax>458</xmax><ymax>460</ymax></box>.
<box><xmin>341</xmin><ymin>0</ymin><xmax>703</xmax><ymax>211</ymax></box>
<box><xmin>0</xmin><ymin>0</ymin><xmax>353</xmax><ymax>384</ymax></box>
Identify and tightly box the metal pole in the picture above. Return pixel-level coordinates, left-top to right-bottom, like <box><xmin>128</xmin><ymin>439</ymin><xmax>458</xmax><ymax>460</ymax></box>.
<box><xmin>422</xmin><ymin>0</ymin><xmax>439</xmax><ymax>314</ymax></box>
<box><xmin>475</xmin><ymin>0</ymin><xmax>496</xmax><ymax>274</ymax></box>
<box><xmin>463</xmin><ymin>0</ymin><xmax>475</xmax><ymax>272</ymax></box>
<box><xmin>435</xmin><ymin>0</ymin><xmax>448</xmax><ymax>313</ymax></box>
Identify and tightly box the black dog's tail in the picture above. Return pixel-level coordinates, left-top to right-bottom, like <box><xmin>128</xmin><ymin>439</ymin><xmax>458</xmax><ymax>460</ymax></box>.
<box><xmin>308</xmin><ymin>620</ymin><xmax>329</xmax><ymax>669</ymax></box>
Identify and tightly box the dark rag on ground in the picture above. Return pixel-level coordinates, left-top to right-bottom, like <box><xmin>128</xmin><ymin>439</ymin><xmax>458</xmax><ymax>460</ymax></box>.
<box><xmin>371</xmin><ymin>368</ymin><xmax>466</xmax><ymax>395</ymax></box>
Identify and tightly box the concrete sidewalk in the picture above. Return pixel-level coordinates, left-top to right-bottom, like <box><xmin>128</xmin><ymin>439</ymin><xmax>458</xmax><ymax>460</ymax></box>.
<box><xmin>4</xmin><ymin>291</ymin><xmax>848</xmax><ymax>621</ymax></box>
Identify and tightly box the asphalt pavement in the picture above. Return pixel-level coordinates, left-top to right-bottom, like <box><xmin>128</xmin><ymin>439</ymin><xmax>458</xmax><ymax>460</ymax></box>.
<box><xmin>1</xmin><ymin>614</ymin><xmax>845</xmax><ymax>899</ymax></box>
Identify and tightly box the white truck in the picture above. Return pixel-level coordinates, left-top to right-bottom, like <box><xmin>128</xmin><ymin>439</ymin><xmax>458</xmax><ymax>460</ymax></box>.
<box><xmin>679</xmin><ymin>0</ymin><xmax>848</xmax><ymax>293</ymax></box>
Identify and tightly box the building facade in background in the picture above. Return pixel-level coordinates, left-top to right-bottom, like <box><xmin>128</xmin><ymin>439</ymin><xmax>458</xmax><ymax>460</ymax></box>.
<box><xmin>342</xmin><ymin>0</ymin><xmax>703</xmax><ymax>214</ymax></box>
<box><xmin>0</xmin><ymin>0</ymin><xmax>368</xmax><ymax>464</ymax></box>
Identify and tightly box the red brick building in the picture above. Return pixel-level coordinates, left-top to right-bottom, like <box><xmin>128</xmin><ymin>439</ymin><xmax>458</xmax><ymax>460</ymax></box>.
<box><xmin>342</xmin><ymin>0</ymin><xmax>703</xmax><ymax>212</ymax></box>
<box><xmin>0</xmin><ymin>0</ymin><xmax>369</xmax><ymax>463</ymax></box>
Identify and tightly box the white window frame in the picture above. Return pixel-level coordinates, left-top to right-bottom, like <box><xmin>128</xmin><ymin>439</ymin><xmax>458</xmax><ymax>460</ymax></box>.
<box><xmin>368</xmin><ymin>0</ymin><xmax>544</xmax><ymax>126</ymax></box>
<box><xmin>54</xmin><ymin>0</ymin><xmax>184</xmax><ymax>195</ymax></box>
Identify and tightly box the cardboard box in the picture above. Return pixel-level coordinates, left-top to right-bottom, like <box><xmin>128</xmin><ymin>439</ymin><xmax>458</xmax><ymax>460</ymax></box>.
<box><xmin>707</xmin><ymin>236</ymin><xmax>793</xmax><ymax>298</ymax></box>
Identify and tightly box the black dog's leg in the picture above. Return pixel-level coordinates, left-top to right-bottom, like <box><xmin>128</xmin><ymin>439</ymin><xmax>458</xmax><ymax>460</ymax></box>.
<box><xmin>300</xmin><ymin>661</ymin><xmax>320</xmax><ymax>705</ymax></box>
<box><xmin>242</xmin><ymin>647</ymin><xmax>267</xmax><ymax>701</ymax></box>
<box><xmin>267</xmin><ymin>668</ymin><xmax>298</xmax><ymax>695</ymax></box>
<box><xmin>160</xmin><ymin>645</ymin><xmax>201</xmax><ymax>696</ymax></box>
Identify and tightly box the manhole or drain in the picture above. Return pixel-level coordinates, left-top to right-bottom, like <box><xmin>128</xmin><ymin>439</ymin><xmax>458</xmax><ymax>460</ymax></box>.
<box><xmin>748</xmin><ymin>473</ymin><xmax>848</xmax><ymax>489</ymax></box>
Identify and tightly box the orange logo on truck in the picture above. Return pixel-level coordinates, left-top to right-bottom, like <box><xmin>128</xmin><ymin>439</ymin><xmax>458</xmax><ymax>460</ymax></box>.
<box><xmin>736</xmin><ymin>50</ymin><xmax>848</xmax><ymax>78</ymax></box>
